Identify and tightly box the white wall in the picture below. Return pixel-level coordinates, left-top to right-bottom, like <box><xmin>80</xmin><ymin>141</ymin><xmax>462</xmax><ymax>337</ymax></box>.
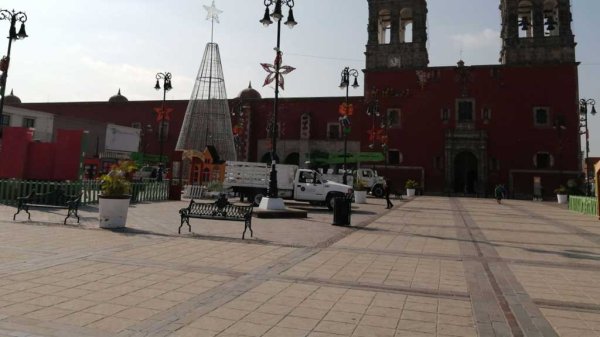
<box><xmin>2</xmin><ymin>106</ymin><xmax>55</xmax><ymax>142</ymax></box>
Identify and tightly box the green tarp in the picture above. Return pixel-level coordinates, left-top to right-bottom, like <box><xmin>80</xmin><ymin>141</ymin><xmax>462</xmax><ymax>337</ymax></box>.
<box><xmin>312</xmin><ymin>152</ymin><xmax>385</xmax><ymax>165</ymax></box>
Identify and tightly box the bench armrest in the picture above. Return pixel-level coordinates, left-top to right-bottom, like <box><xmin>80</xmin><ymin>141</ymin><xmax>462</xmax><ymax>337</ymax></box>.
<box><xmin>16</xmin><ymin>192</ymin><xmax>35</xmax><ymax>203</ymax></box>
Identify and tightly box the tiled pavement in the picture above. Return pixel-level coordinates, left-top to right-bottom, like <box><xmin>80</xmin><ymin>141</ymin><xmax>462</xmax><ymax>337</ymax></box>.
<box><xmin>0</xmin><ymin>196</ymin><xmax>599</xmax><ymax>336</ymax></box>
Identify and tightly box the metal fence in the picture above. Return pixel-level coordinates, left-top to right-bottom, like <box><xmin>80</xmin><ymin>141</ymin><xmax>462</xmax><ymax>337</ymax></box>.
<box><xmin>0</xmin><ymin>179</ymin><xmax>169</xmax><ymax>206</ymax></box>
<box><xmin>568</xmin><ymin>196</ymin><xmax>597</xmax><ymax>216</ymax></box>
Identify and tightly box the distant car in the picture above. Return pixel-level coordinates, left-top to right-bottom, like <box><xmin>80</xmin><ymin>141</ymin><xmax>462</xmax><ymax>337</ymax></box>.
<box><xmin>133</xmin><ymin>166</ymin><xmax>159</xmax><ymax>181</ymax></box>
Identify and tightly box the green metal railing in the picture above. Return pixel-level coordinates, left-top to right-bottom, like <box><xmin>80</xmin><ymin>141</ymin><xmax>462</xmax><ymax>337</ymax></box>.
<box><xmin>0</xmin><ymin>179</ymin><xmax>169</xmax><ymax>206</ymax></box>
<box><xmin>568</xmin><ymin>196</ymin><xmax>597</xmax><ymax>216</ymax></box>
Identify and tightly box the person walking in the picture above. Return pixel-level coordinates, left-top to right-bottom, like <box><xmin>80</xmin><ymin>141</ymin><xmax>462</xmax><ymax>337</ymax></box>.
<box><xmin>385</xmin><ymin>178</ymin><xmax>394</xmax><ymax>209</ymax></box>
<box><xmin>494</xmin><ymin>184</ymin><xmax>505</xmax><ymax>204</ymax></box>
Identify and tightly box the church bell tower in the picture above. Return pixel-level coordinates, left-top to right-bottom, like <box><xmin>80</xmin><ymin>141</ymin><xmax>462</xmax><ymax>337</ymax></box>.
<box><xmin>500</xmin><ymin>0</ymin><xmax>575</xmax><ymax>65</ymax></box>
<box><xmin>365</xmin><ymin>0</ymin><xmax>429</xmax><ymax>70</ymax></box>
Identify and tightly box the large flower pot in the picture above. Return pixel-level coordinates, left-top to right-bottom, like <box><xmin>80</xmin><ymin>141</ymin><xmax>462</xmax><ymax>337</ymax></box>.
<box><xmin>556</xmin><ymin>194</ymin><xmax>568</xmax><ymax>204</ymax></box>
<box><xmin>99</xmin><ymin>195</ymin><xmax>131</xmax><ymax>228</ymax></box>
<box><xmin>406</xmin><ymin>188</ymin><xmax>416</xmax><ymax>197</ymax></box>
<box><xmin>354</xmin><ymin>191</ymin><xmax>368</xmax><ymax>204</ymax></box>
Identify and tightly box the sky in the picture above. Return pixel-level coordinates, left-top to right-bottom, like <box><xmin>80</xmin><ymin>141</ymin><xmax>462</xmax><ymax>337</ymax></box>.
<box><xmin>2</xmin><ymin>0</ymin><xmax>600</xmax><ymax>154</ymax></box>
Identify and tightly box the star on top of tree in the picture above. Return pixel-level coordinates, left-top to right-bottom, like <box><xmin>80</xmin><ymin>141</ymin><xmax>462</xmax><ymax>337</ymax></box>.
<box><xmin>203</xmin><ymin>1</ymin><xmax>223</xmax><ymax>23</ymax></box>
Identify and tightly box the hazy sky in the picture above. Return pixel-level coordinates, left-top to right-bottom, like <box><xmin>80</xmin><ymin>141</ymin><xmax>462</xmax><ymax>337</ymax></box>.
<box><xmin>2</xmin><ymin>0</ymin><xmax>600</xmax><ymax>154</ymax></box>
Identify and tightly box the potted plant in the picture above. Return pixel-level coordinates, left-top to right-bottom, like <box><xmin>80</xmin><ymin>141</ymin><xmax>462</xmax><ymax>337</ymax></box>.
<box><xmin>554</xmin><ymin>185</ymin><xmax>568</xmax><ymax>204</ymax></box>
<box><xmin>353</xmin><ymin>177</ymin><xmax>368</xmax><ymax>204</ymax></box>
<box><xmin>405</xmin><ymin>179</ymin><xmax>419</xmax><ymax>197</ymax></box>
<box><xmin>98</xmin><ymin>161</ymin><xmax>137</xmax><ymax>228</ymax></box>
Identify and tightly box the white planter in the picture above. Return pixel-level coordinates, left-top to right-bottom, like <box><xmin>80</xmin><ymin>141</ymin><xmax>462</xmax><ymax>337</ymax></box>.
<box><xmin>354</xmin><ymin>190</ymin><xmax>368</xmax><ymax>204</ymax></box>
<box><xmin>406</xmin><ymin>188</ymin><xmax>416</xmax><ymax>197</ymax></box>
<box><xmin>99</xmin><ymin>196</ymin><xmax>131</xmax><ymax>228</ymax></box>
<box><xmin>556</xmin><ymin>194</ymin><xmax>568</xmax><ymax>204</ymax></box>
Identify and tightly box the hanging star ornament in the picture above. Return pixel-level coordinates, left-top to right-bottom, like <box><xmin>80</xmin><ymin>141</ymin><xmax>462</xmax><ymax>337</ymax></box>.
<box><xmin>203</xmin><ymin>0</ymin><xmax>223</xmax><ymax>23</ymax></box>
<box><xmin>261</xmin><ymin>51</ymin><xmax>295</xmax><ymax>90</ymax></box>
<box><xmin>154</xmin><ymin>107</ymin><xmax>174</xmax><ymax>121</ymax></box>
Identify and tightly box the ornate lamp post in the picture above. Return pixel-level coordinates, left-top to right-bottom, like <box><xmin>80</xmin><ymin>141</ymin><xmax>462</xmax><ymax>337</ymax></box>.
<box><xmin>338</xmin><ymin>67</ymin><xmax>359</xmax><ymax>184</ymax></box>
<box><xmin>259</xmin><ymin>0</ymin><xmax>297</xmax><ymax>202</ymax></box>
<box><xmin>579</xmin><ymin>98</ymin><xmax>596</xmax><ymax>196</ymax></box>
<box><xmin>154</xmin><ymin>72</ymin><xmax>173</xmax><ymax>164</ymax></box>
<box><xmin>0</xmin><ymin>9</ymin><xmax>28</xmax><ymax>116</ymax></box>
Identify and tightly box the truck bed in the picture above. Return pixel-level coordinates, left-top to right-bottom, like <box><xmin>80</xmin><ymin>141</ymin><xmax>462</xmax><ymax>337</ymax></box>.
<box><xmin>223</xmin><ymin>161</ymin><xmax>297</xmax><ymax>191</ymax></box>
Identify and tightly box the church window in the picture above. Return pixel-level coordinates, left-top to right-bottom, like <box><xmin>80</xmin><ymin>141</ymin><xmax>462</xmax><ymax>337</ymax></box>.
<box><xmin>434</xmin><ymin>156</ymin><xmax>444</xmax><ymax>170</ymax></box>
<box><xmin>387</xmin><ymin>109</ymin><xmax>401</xmax><ymax>127</ymax></box>
<box><xmin>388</xmin><ymin>150</ymin><xmax>402</xmax><ymax>165</ymax></box>
<box><xmin>441</xmin><ymin>108</ymin><xmax>450</xmax><ymax>122</ymax></box>
<box><xmin>158</xmin><ymin>121</ymin><xmax>169</xmax><ymax>139</ymax></box>
<box><xmin>543</xmin><ymin>0</ymin><xmax>559</xmax><ymax>36</ymax></box>
<box><xmin>456</xmin><ymin>100</ymin><xmax>474</xmax><ymax>122</ymax></box>
<box><xmin>534</xmin><ymin>152</ymin><xmax>552</xmax><ymax>169</ymax></box>
<box><xmin>1</xmin><ymin>114</ymin><xmax>10</xmax><ymax>126</ymax></box>
<box><xmin>534</xmin><ymin>107</ymin><xmax>550</xmax><ymax>126</ymax></box>
<box><xmin>482</xmin><ymin>107</ymin><xmax>492</xmax><ymax>123</ymax></box>
<box><xmin>22</xmin><ymin>117</ymin><xmax>35</xmax><ymax>128</ymax></box>
<box><xmin>399</xmin><ymin>8</ymin><xmax>413</xmax><ymax>43</ymax></box>
<box><xmin>378</xmin><ymin>10</ymin><xmax>391</xmax><ymax>44</ymax></box>
<box><xmin>518</xmin><ymin>1</ymin><xmax>534</xmax><ymax>38</ymax></box>
<box><xmin>327</xmin><ymin>123</ymin><xmax>341</xmax><ymax>139</ymax></box>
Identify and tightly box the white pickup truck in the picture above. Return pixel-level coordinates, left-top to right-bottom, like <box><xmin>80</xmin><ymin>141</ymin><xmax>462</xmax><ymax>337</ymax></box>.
<box><xmin>223</xmin><ymin>161</ymin><xmax>353</xmax><ymax>210</ymax></box>
<box><xmin>322</xmin><ymin>168</ymin><xmax>386</xmax><ymax>198</ymax></box>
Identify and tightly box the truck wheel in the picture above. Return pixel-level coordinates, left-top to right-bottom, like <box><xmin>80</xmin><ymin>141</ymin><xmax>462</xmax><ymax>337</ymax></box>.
<box><xmin>253</xmin><ymin>193</ymin><xmax>264</xmax><ymax>206</ymax></box>
<box><xmin>326</xmin><ymin>193</ymin><xmax>343</xmax><ymax>211</ymax></box>
<box><xmin>372</xmin><ymin>185</ymin><xmax>385</xmax><ymax>198</ymax></box>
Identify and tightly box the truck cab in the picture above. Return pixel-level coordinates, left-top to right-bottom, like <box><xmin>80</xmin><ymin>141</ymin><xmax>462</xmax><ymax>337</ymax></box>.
<box><xmin>293</xmin><ymin>169</ymin><xmax>353</xmax><ymax>210</ymax></box>
<box><xmin>354</xmin><ymin>168</ymin><xmax>386</xmax><ymax>197</ymax></box>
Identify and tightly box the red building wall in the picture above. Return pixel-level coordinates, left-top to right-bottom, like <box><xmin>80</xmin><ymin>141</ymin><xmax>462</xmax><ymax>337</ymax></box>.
<box><xmin>0</xmin><ymin>128</ymin><xmax>84</xmax><ymax>181</ymax></box>
<box><xmin>18</xmin><ymin>62</ymin><xmax>580</xmax><ymax>196</ymax></box>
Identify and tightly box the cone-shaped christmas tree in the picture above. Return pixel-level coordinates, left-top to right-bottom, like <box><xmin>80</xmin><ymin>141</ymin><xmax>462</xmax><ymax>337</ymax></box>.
<box><xmin>175</xmin><ymin>1</ymin><xmax>235</xmax><ymax>161</ymax></box>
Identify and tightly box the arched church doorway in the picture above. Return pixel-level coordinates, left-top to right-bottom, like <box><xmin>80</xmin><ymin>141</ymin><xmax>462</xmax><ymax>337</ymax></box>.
<box><xmin>284</xmin><ymin>153</ymin><xmax>300</xmax><ymax>166</ymax></box>
<box><xmin>454</xmin><ymin>151</ymin><xmax>478</xmax><ymax>194</ymax></box>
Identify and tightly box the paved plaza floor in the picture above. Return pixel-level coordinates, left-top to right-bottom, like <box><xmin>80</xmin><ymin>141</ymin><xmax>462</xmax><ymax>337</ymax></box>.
<box><xmin>0</xmin><ymin>196</ymin><xmax>599</xmax><ymax>337</ymax></box>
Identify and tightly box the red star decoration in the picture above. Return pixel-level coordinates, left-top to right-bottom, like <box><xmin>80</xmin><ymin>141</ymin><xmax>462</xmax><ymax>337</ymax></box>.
<box><xmin>154</xmin><ymin>107</ymin><xmax>174</xmax><ymax>121</ymax></box>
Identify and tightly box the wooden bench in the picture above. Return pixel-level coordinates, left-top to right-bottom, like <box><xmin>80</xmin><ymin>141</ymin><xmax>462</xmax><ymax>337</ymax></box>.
<box><xmin>179</xmin><ymin>195</ymin><xmax>254</xmax><ymax>239</ymax></box>
<box><xmin>13</xmin><ymin>189</ymin><xmax>82</xmax><ymax>224</ymax></box>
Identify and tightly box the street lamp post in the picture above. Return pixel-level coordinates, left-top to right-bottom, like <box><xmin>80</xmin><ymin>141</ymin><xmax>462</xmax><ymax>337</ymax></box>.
<box><xmin>154</xmin><ymin>72</ymin><xmax>172</xmax><ymax>164</ymax></box>
<box><xmin>259</xmin><ymin>0</ymin><xmax>297</xmax><ymax>199</ymax></box>
<box><xmin>0</xmin><ymin>9</ymin><xmax>28</xmax><ymax>117</ymax></box>
<box><xmin>579</xmin><ymin>98</ymin><xmax>597</xmax><ymax>196</ymax></box>
<box><xmin>338</xmin><ymin>67</ymin><xmax>359</xmax><ymax>184</ymax></box>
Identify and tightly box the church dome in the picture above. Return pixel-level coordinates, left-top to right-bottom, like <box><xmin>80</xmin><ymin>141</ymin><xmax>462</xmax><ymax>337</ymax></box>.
<box><xmin>108</xmin><ymin>89</ymin><xmax>128</xmax><ymax>103</ymax></box>
<box><xmin>4</xmin><ymin>89</ymin><xmax>21</xmax><ymax>105</ymax></box>
<box><xmin>238</xmin><ymin>82</ymin><xmax>261</xmax><ymax>100</ymax></box>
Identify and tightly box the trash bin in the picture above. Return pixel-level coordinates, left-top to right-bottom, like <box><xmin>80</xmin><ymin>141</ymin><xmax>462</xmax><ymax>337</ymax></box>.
<box><xmin>169</xmin><ymin>184</ymin><xmax>182</xmax><ymax>201</ymax></box>
<box><xmin>332</xmin><ymin>196</ymin><xmax>351</xmax><ymax>226</ymax></box>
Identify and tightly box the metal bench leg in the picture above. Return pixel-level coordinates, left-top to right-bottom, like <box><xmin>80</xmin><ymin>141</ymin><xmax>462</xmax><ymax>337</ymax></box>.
<box><xmin>243</xmin><ymin>218</ymin><xmax>253</xmax><ymax>239</ymax></box>
<box><xmin>65</xmin><ymin>208</ymin><xmax>78</xmax><ymax>225</ymax></box>
<box><xmin>13</xmin><ymin>207</ymin><xmax>21</xmax><ymax>221</ymax></box>
<box><xmin>179</xmin><ymin>217</ymin><xmax>191</xmax><ymax>234</ymax></box>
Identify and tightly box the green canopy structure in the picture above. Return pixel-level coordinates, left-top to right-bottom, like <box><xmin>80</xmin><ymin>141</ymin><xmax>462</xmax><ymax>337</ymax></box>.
<box><xmin>311</xmin><ymin>152</ymin><xmax>385</xmax><ymax>165</ymax></box>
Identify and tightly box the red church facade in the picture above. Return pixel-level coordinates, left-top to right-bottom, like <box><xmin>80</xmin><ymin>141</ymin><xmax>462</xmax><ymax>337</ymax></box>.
<box><xmin>8</xmin><ymin>0</ymin><xmax>583</xmax><ymax>198</ymax></box>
